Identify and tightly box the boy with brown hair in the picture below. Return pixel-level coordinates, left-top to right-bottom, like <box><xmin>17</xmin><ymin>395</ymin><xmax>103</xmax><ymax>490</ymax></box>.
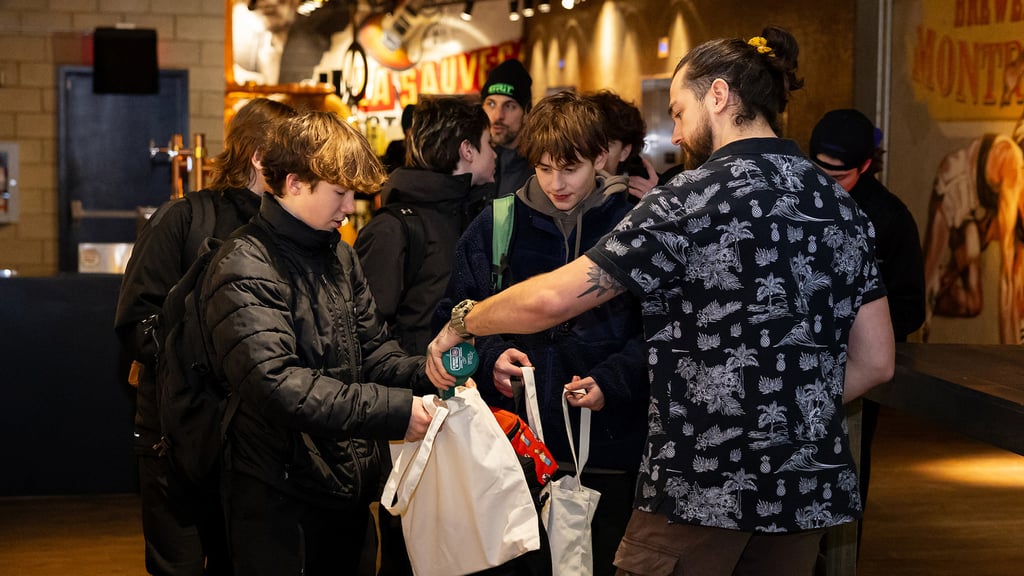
<box><xmin>437</xmin><ymin>90</ymin><xmax>648</xmax><ymax>576</ymax></box>
<box><xmin>200</xmin><ymin>111</ymin><xmax>433</xmax><ymax>575</ymax></box>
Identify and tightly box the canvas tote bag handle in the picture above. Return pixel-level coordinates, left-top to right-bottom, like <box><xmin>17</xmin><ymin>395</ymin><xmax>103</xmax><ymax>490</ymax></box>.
<box><xmin>561</xmin><ymin>392</ymin><xmax>591</xmax><ymax>483</ymax></box>
<box><xmin>381</xmin><ymin>395</ymin><xmax>450</xmax><ymax>515</ymax></box>
<box><xmin>520</xmin><ymin>366</ymin><xmax>545</xmax><ymax>443</ymax></box>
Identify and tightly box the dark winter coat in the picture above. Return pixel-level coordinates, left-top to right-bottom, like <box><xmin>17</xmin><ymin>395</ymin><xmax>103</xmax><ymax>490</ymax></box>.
<box><xmin>202</xmin><ymin>193</ymin><xmax>431</xmax><ymax>508</ymax></box>
<box><xmin>354</xmin><ymin>168</ymin><xmax>476</xmax><ymax>355</ymax></box>
<box><xmin>436</xmin><ymin>175</ymin><xmax>648</xmax><ymax>473</ymax></box>
<box><xmin>114</xmin><ymin>187</ymin><xmax>261</xmax><ymax>453</ymax></box>
<box><xmin>848</xmin><ymin>175</ymin><xmax>926</xmax><ymax>341</ymax></box>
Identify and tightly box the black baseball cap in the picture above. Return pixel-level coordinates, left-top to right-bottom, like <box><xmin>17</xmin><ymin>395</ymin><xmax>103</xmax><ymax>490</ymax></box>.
<box><xmin>809</xmin><ymin>109</ymin><xmax>875</xmax><ymax>171</ymax></box>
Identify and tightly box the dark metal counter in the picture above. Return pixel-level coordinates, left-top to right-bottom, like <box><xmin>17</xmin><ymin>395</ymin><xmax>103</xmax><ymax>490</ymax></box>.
<box><xmin>0</xmin><ymin>274</ymin><xmax>136</xmax><ymax>495</ymax></box>
<box><xmin>867</xmin><ymin>343</ymin><xmax>1024</xmax><ymax>456</ymax></box>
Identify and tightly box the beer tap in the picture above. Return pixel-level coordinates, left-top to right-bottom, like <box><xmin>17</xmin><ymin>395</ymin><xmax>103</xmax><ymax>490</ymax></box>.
<box><xmin>149</xmin><ymin>133</ymin><xmax>207</xmax><ymax>199</ymax></box>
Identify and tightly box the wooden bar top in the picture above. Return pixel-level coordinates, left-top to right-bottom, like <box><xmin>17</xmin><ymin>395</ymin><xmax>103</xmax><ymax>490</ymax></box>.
<box><xmin>867</xmin><ymin>343</ymin><xmax>1024</xmax><ymax>456</ymax></box>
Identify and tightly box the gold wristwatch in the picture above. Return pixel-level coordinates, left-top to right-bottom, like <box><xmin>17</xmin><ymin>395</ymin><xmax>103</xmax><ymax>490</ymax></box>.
<box><xmin>449</xmin><ymin>299</ymin><xmax>478</xmax><ymax>339</ymax></box>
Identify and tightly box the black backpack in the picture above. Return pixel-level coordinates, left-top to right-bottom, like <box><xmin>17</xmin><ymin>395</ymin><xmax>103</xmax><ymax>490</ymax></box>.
<box><xmin>150</xmin><ymin>222</ymin><xmax>282</xmax><ymax>485</ymax></box>
<box><xmin>374</xmin><ymin>203</ymin><xmax>426</xmax><ymax>299</ymax></box>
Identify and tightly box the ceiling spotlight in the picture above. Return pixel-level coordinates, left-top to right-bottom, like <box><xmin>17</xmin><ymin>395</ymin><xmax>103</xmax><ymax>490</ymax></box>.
<box><xmin>460</xmin><ymin>0</ymin><xmax>473</xmax><ymax>21</ymax></box>
<box><xmin>522</xmin><ymin>0</ymin><xmax>535</xmax><ymax>17</ymax></box>
<box><xmin>509</xmin><ymin>0</ymin><xmax>521</xmax><ymax>21</ymax></box>
<box><xmin>561</xmin><ymin>0</ymin><xmax>573</xmax><ymax>9</ymax></box>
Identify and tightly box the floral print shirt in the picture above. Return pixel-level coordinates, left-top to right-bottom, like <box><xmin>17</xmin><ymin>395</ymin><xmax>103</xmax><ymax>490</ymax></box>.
<box><xmin>587</xmin><ymin>138</ymin><xmax>885</xmax><ymax>533</ymax></box>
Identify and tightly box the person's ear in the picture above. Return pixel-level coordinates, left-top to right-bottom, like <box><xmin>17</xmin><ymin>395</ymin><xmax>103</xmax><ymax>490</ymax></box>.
<box><xmin>708</xmin><ymin>78</ymin><xmax>731</xmax><ymax>113</ymax></box>
<box><xmin>285</xmin><ymin>173</ymin><xmax>306</xmax><ymax>196</ymax></box>
<box><xmin>593</xmin><ymin>150</ymin><xmax>608</xmax><ymax>173</ymax></box>
<box><xmin>459</xmin><ymin>139</ymin><xmax>476</xmax><ymax>162</ymax></box>
<box><xmin>247</xmin><ymin>151</ymin><xmax>266</xmax><ymax>191</ymax></box>
<box><xmin>858</xmin><ymin>157</ymin><xmax>873</xmax><ymax>175</ymax></box>
<box><xmin>619</xmin><ymin>143</ymin><xmax>632</xmax><ymax>163</ymax></box>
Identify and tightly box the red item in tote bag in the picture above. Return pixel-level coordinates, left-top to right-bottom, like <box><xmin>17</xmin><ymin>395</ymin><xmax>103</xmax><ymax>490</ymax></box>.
<box><xmin>490</xmin><ymin>407</ymin><xmax>558</xmax><ymax>485</ymax></box>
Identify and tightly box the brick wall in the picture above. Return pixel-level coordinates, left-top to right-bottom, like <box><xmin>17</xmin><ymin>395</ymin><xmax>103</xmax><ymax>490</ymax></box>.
<box><xmin>0</xmin><ymin>0</ymin><xmax>226</xmax><ymax>276</ymax></box>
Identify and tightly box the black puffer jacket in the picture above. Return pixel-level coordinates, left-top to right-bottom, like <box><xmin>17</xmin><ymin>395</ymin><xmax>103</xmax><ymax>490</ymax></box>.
<box><xmin>202</xmin><ymin>194</ymin><xmax>431</xmax><ymax>508</ymax></box>
<box><xmin>114</xmin><ymin>187</ymin><xmax>261</xmax><ymax>454</ymax></box>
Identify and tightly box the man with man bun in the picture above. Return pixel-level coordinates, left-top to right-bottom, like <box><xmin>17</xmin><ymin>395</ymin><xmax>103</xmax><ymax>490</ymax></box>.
<box><xmin>427</xmin><ymin>27</ymin><xmax>895</xmax><ymax>575</ymax></box>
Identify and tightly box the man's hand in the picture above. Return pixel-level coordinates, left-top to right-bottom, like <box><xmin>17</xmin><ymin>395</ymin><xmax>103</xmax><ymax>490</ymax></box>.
<box><xmin>564</xmin><ymin>375</ymin><xmax>606</xmax><ymax>411</ymax></box>
<box><xmin>404</xmin><ymin>396</ymin><xmax>432</xmax><ymax>442</ymax></box>
<box><xmin>425</xmin><ymin>324</ymin><xmax>466</xmax><ymax>392</ymax></box>
<box><xmin>493</xmin><ymin>348</ymin><xmax>532</xmax><ymax>398</ymax></box>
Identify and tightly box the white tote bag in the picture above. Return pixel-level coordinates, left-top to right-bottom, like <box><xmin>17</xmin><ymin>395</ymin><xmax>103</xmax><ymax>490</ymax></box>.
<box><xmin>381</xmin><ymin>386</ymin><xmax>541</xmax><ymax>576</ymax></box>
<box><xmin>540</xmin><ymin>392</ymin><xmax>601</xmax><ymax>576</ymax></box>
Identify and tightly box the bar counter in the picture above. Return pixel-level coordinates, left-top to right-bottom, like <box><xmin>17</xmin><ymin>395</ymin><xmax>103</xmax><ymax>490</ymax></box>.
<box><xmin>867</xmin><ymin>343</ymin><xmax>1024</xmax><ymax>456</ymax></box>
<box><xmin>0</xmin><ymin>274</ymin><xmax>136</xmax><ymax>495</ymax></box>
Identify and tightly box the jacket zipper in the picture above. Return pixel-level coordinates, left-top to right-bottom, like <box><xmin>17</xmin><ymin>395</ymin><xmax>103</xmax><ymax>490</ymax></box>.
<box><xmin>322</xmin><ymin>265</ymin><xmax>366</xmax><ymax>499</ymax></box>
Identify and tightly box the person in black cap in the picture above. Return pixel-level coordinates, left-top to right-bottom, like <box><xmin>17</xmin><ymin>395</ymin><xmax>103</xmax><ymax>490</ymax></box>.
<box><xmin>479</xmin><ymin>58</ymin><xmax>535</xmax><ymax>204</ymax></box>
<box><xmin>810</xmin><ymin>109</ymin><xmax>925</xmax><ymax>343</ymax></box>
<box><xmin>810</xmin><ymin>108</ymin><xmax>925</xmax><ymax>543</ymax></box>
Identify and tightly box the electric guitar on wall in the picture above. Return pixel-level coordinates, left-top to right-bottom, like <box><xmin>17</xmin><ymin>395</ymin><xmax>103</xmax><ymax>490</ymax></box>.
<box><xmin>357</xmin><ymin>0</ymin><xmax>435</xmax><ymax>71</ymax></box>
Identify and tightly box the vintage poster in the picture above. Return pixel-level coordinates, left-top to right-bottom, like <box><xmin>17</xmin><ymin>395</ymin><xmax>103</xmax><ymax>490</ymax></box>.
<box><xmin>889</xmin><ymin>0</ymin><xmax>1024</xmax><ymax>344</ymax></box>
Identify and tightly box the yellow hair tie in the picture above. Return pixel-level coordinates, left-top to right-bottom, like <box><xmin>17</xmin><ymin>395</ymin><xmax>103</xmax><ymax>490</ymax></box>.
<box><xmin>747</xmin><ymin>36</ymin><xmax>775</xmax><ymax>57</ymax></box>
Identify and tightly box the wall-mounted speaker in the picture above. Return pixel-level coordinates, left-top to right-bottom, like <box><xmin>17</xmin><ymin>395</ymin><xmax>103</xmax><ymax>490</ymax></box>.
<box><xmin>93</xmin><ymin>27</ymin><xmax>158</xmax><ymax>94</ymax></box>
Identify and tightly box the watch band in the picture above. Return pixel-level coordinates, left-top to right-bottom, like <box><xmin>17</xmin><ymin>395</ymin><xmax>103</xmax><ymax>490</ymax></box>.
<box><xmin>449</xmin><ymin>299</ymin><xmax>477</xmax><ymax>339</ymax></box>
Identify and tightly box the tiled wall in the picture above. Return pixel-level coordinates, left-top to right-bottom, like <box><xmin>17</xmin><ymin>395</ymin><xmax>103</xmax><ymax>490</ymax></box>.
<box><xmin>0</xmin><ymin>0</ymin><xmax>227</xmax><ymax>276</ymax></box>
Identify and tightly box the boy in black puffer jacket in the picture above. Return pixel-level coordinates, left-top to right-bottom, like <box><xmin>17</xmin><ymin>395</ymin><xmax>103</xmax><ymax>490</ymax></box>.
<box><xmin>200</xmin><ymin>111</ymin><xmax>434</xmax><ymax>576</ymax></box>
<box><xmin>115</xmin><ymin>98</ymin><xmax>296</xmax><ymax>576</ymax></box>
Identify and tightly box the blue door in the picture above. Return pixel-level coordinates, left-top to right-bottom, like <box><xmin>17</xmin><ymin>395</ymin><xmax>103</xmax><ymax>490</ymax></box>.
<box><xmin>57</xmin><ymin>65</ymin><xmax>189</xmax><ymax>272</ymax></box>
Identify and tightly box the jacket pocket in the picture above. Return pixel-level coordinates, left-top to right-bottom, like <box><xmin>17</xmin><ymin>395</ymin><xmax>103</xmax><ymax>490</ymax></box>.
<box><xmin>283</xmin><ymin>432</ymin><xmax>378</xmax><ymax>506</ymax></box>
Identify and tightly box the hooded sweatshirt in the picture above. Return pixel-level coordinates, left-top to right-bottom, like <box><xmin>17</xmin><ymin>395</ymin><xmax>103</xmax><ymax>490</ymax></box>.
<box><xmin>436</xmin><ymin>172</ymin><xmax>648</xmax><ymax>472</ymax></box>
<box><xmin>355</xmin><ymin>168</ymin><xmax>476</xmax><ymax>355</ymax></box>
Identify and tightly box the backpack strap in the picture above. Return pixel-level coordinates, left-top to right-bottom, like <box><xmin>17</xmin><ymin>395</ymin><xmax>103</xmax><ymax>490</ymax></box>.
<box><xmin>183</xmin><ymin>190</ymin><xmax>217</xmax><ymax>272</ymax></box>
<box><xmin>491</xmin><ymin>195</ymin><xmax>515</xmax><ymax>290</ymax></box>
<box><xmin>214</xmin><ymin>222</ymin><xmax>288</xmax><ymax>439</ymax></box>
<box><xmin>375</xmin><ymin>204</ymin><xmax>426</xmax><ymax>299</ymax></box>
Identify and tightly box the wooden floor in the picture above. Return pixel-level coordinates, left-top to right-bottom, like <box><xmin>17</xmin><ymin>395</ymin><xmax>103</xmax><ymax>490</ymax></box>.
<box><xmin>857</xmin><ymin>408</ymin><xmax>1024</xmax><ymax>575</ymax></box>
<box><xmin>1</xmin><ymin>408</ymin><xmax>1023</xmax><ymax>575</ymax></box>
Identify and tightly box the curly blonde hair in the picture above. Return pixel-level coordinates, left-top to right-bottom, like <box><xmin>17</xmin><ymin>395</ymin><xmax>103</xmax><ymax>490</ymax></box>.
<box><xmin>261</xmin><ymin>111</ymin><xmax>387</xmax><ymax>197</ymax></box>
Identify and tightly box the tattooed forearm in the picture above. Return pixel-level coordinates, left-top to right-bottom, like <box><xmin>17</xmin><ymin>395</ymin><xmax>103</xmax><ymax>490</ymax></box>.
<box><xmin>579</xmin><ymin>264</ymin><xmax>626</xmax><ymax>299</ymax></box>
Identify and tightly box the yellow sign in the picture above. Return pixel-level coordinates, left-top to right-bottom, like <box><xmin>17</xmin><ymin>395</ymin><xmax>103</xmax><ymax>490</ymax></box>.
<box><xmin>908</xmin><ymin>0</ymin><xmax>1024</xmax><ymax>120</ymax></box>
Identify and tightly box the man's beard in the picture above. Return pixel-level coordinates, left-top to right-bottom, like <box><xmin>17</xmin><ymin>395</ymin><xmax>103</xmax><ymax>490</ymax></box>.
<box><xmin>492</xmin><ymin>125</ymin><xmax>519</xmax><ymax>148</ymax></box>
<box><xmin>681</xmin><ymin>114</ymin><xmax>713</xmax><ymax>170</ymax></box>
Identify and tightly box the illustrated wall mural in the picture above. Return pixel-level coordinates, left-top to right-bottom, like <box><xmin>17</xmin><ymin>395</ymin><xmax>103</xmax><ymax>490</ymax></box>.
<box><xmin>889</xmin><ymin>0</ymin><xmax>1024</xmax><ymax>344</ymax></box>
<box><xmin>229</xmin><ymin>0</ymin><xmax>522</xmax><ymax>150</ymax></box>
